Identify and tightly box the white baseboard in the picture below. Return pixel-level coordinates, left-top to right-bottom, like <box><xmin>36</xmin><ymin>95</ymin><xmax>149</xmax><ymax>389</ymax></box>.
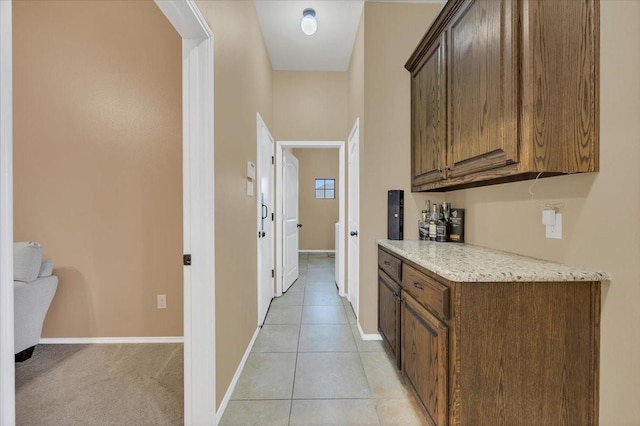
<box><xmin>299</xmin><ymin>250</ymin><xmax>335</xmax><ymax>253</ymax></box>
<box><xmin>357</xmin><ymin>322</ymin><xmax>382</xmax><ymax>341</ymax></box>
<box><xmin>216</xmin><ymin>327</ymin><xmax>260</xmax><ymax>424</ymax></box>
<box><xmin>39</xmin><ymin>336</ymin><xmax>184</xmax><ymax>344</ymax></box>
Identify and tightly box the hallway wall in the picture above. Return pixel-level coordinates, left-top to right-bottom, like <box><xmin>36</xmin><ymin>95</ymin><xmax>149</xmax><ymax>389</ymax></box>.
<box><xmin>13</xmin><ymin>0</ymin><xmax>183</xmax><ymax>338</ymax></box>
<box><xmin>273</xmin><ymin>71</ymin><xmax>348</xmax><ymax>142</ymax></box>
<box><xmin>195</xmin><ymin>0</ymin><xmax>274</xmax><ymax>408</ymax></box>
<box><xmin>292</xmin><ymin>148</ymin><xmax>339</xmax><ymax>251</ymax></box>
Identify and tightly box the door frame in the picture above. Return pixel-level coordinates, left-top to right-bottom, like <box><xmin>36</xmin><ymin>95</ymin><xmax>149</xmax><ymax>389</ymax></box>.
<box><xmin>256</xmin><ymin>113</ymin><xmax>274</xmax><ymax>326</ymax></box>
<box><xmin>0</xmin><ymin>1</ymin><xmax>15</xmax><ymax>423</ymax></box>
<box><xmin>347</xmin><ymin>119</ymin><xmax>360</xmax><ymax>319</ymax></box>
<box><xmin>1</xmin><ymin>1</ymin><xmax>216</xmax><ymax>424</ymax></box>
<box><xmin>275</xmin><ymin>141</ymin><xmax>346</xmax><ymax>297</ymax></box>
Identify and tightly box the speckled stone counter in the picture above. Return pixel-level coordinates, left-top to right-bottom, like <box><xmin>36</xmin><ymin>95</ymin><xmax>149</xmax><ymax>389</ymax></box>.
<box><xmin>377</xmin><ymin>239</ymin><xmax>610</xmax><ymax>283</ymax></box>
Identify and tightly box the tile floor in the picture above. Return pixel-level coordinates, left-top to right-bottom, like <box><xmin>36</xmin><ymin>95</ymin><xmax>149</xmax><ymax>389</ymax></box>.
<box><xmin>220</xmin><ymin>252</ymin><xmax>428</xmax><ymax>426</ymax></box>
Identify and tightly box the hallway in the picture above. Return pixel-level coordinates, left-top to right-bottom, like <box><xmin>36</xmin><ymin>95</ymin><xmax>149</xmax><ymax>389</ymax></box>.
<box><xmin>220</xmin><ymin>253</ymin><xmax>427</xmax><ymax>426</ymax></box>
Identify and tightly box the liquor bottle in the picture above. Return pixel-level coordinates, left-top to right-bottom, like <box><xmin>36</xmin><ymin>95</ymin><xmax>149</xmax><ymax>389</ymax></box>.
<box><xmin>428</xmin><ymin>203</ymin><xmax>438</xmax><ymax>241</ymax></box>
<box><xmin>442</xmin><ymin>202</ymin><xmax>451</xmax><ymax>241</ymax></box>
<box><xmin>436</xmin><ymin>204</ymin><xmax>447</xmax><ymax>242</ymax></box>
<box><xmin>418</xmin><ymin>210</ymin><xmax>429</xmax><ymax>240</ymax></box>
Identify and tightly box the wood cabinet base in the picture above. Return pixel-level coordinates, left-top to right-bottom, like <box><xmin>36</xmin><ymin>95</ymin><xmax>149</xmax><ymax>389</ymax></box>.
<box><xmin>378</xmin><ymin>247</ymin><xmax>601</xmax><ymax>426</ymax></box>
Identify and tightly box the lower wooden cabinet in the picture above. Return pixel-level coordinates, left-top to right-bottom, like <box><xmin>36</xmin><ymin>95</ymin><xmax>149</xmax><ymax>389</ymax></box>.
<box><xmin>377</xmin><ymin>246</ymin><xmax>601</xmax><ymax>426</ymax></box>
<box><xmin>402</xmin><ymin>291</ymin><xmax>448</xmax><ymax>426</ymax></box>
<box><xmin>378</xmin><ymin>270</ymin><xmax>401</xmax><ymax>368</ymax></box>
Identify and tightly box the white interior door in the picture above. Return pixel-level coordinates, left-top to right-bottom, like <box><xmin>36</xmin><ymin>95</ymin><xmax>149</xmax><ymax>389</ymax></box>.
<box><xmin>348</xmin><ymin>119</ymin><xmax>360</xmax><ymax>318</ymax></box>
<box><xmin>283</xmin><ymin>149</ymin><xmax>299</xmax><ymax>292</ymax></box>
<box><xmin>257</xmin><ymin>116</ymin><xmax>274</xmax><ymax>326</ymax></box>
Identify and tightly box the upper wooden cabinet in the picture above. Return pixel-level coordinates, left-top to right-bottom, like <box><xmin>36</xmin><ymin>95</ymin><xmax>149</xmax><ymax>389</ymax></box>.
<box><xmin>406</xmin><ymin>0</ymin><xmax>599</xmax><ymax>192</ymax></box>
<box><xmin>411</xmin><ymin>35</ymin><xmax>446</xmax><ymax>187</ymax></box>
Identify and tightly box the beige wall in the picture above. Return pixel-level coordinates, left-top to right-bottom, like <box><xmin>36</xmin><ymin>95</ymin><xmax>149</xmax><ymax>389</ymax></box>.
<box><xmin>348</xmin><ymin>11</ymin><xmax>365</xmax><ymax>137</ymax></box>
<box><xmin>273</xmin><ymin>71</ymin><xmax>348</xmax><ymax>141</ymax></box>
<box><xmin>194</xmin><ymin>0</ymin><xmax>274</xmax><ymax>408</ymax></box>
<box><xmin>13</xmin><ymin>0</ymin><xmax>183</xmax><ymax>337</ymax></box>
<box><xmin>357</xmin><ymin>2</ymin><xmax>443</xmax><ymax>333</ymax></box>
<box><xmin>292</xmin><ymin>149</ymin><xmax>339</xmax><ymax>251</ymax></box>
<box><xmin>445</xmin><ymin>2</ymin><xmax>640</xmax><ymax>422</ymax></box>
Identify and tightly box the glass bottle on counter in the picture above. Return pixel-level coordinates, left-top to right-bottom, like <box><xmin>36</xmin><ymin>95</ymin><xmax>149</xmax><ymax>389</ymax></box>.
<box><xmin>436</xmin><ymin>204</ymin><xmax>448</xmax><ymax>242</ymax></box>
<box><xmin>428</xmin><ymin>203</ymin><xmax>438</xmax><ymax>241</ymax></box>
<box><xmin>418</xmin><ymin>210</ymin><xmax>429</xmax><ymax>240</ymax></box>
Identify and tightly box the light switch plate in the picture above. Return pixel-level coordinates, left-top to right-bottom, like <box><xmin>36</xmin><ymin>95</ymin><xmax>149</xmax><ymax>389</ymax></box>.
<box><xmin>246</xmin><ymin>180</ymin><xmax>254</xmax><ymax>196</ymax></box>
<box><xmin>246</xmin><ymin>161</ymin><xmax>256</xmax><ymax>179</ymax></box>
<box><xmin>545</xmin><ymin>213</ymin><xmax>562</xmax><ymax>239</ymax></box>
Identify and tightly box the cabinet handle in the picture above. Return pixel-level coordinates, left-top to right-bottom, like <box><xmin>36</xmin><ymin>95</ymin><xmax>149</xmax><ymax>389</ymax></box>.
<box><xmin>383</xmin><ymin>261</ymin><xmax>391</xmax><ymax>266</ymax></box>
<box><xmin>413</xmin><ymin>282</ymin><xmax>424</xmax><ymax>290</ymax></box>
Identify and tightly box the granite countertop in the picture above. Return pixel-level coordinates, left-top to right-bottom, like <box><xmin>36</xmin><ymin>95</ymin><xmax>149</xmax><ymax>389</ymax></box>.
<box><xmin>377</xmin><ymin>239</ymin><xmax>610</xmax><ymax>283</ymax></box>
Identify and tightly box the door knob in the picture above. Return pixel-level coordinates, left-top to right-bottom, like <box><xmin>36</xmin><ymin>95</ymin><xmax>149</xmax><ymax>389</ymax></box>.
<box><xmin>297</xmin><ymin>224</ymin><xmax>303</xmax><ymax>228</ymax></box>
<box><xmin>350</xmin><ymin>231</ymin><xmax>358</xmax><ymax>236</ymax></box>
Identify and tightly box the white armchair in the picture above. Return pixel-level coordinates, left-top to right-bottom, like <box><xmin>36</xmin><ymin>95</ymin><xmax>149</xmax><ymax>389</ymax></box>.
<box><xmin>13</xmin><ymin>242</ymin><xmax>58</xmax><ymax>362</ymax></box>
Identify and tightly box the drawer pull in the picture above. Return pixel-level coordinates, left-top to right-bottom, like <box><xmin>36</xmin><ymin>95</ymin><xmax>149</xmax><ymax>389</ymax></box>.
<box><xmin>413</xmin><ymin>282</ymin><xmax>424</xmax><ymax>290</ymax></box>
<box><xmin>383</xmin><ymin>261</ymin><xmax>391</xmax><ymax>266</ymax></box>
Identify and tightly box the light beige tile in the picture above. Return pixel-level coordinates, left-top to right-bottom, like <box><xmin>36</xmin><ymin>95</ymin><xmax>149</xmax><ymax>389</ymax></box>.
<box><xmin>271</xmin><ymin>291</ymin><xmax>304</xmax><ymax>306</ymax></box>
<box><xmin>252</xmin><ymin>325</ymin><xmax>300</xmax><ymax>353</ymax></box>
<box><xmin>219</xmin><ymin>400</ymin><xmax>291</xmax><ymax>426</ymax></box>
<box><xmin>344</xmin><ymin>303</ymin><xmax>357</xmax><ymax>324</ymax></box>
<box><xmin>231</xmin><ymin>353</ymin><xmax>296</xmax><ymax>400</ymax></box>
<box><xmin>305</xmin><ymin>281</ymin><xmax>337</xmax><ymax>290</ymax></box>
<box><xmin>298</xmin><ymin>324</ymin><xmax>356</xmax><ymax>352</ymax></box>
<box><xmin>287</xmin><ymin>280</ymin><xmax>306</xmax><ymax>292</ymax></box>
<box><xmin>305</xmin><ymin>273</ymin><xmax>336</xmax><ymax>282</ymax></box>
<box><xmin>376</xmin><ymin>398</ymin><xmax>430</xmax><ymax>426</ymax></box>
<box><xmin>264</xmin><ymin>305</ymin><xmax>302</xmax><ymax>325</ymax></box>
<box><xmin>302</xmin><ymin>305</ymin><xmax>347</xmax><ymax>324</ymax></box>
<box><xmin>289</xmin><ymin>399</ymin><xmax>380</xmax><ymax>426</ymax></box>
<box><xmin>293</xmin><ymin>352</ymin><xmax>371</xmax><ymax>399</ymax></box>
<box><xmin>303</xmin><ymin>289</ymin><xmax>342</xmax><ymax>305</ymax></box>
<box><xmin>350</xmin><ymin>323</ymin><xmax>385</xmax><ymax>352</ymax></box>
<box><xmin>357</xmin><ymin>340</ymin><xmax>386</xmax><ymax>352</ymax></box>
<box><xmin>360</xmin><ymin>351</ymin><xmax>409</xmax><ymax>398</ymax></box>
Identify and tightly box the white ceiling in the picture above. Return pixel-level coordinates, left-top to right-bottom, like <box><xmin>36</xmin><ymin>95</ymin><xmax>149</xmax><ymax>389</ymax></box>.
<box><xmin>253</xmin><ymin>0</ymin><xmax>364</xmax><ymax>72</ymax></box>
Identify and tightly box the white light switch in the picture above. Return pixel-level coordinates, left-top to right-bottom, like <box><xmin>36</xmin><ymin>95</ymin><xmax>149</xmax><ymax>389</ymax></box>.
<box><xmin>246</xmin><ymin>161</ymin><xmax>256</xmax><ymax>179</ymax></box>
<box><xmin>246</xmin><ymin>181</ymin><xmax>254</xmax><ymax>196</ymax></box>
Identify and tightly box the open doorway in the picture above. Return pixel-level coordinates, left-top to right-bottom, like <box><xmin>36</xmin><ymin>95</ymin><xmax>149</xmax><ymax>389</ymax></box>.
<box><xmin>1</xmin><ymin>1</ymin><xmax>215</xmax><ymax>424</ymax></box>
<box><xmin>274</xmin><ymin>141</ymin><xmax>346</xmax><ymax>298</ymax></box>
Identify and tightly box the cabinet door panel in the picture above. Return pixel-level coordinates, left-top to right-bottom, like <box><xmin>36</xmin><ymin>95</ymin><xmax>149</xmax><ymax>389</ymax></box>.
<box><xmin>412</xmin><ymin>35</ymin><xmax>446</xmax><ymax>188</ymax></box>
<box><xmin>378</xmin><ymin>271</ymin><xmax>400</xmax><ymax>367</ymax></box>
<box><xmin>402</xmin><ymin>292</ymin><xmax>448</xmax><ymax>425</ymax></box>
<box><xmin>447</xmin><ymin>0</ymin><xmax>518</xmax><ymax>177</ymax></box>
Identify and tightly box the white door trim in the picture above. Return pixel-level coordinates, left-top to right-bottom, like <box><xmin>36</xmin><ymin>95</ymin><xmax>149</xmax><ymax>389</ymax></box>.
<box><xmin>275</xmin><ymin>141</ymin><xmax>346</xmax><ymax>297</ymax></box>
<box><xmin>256</xmin><ymin>113</ymin><xmax>274</xmax><ymax>326</ymax></box>
<box><xmin>0</xmin><ymin>1</ymin><xmax>15</xmax><ymax>424</ymax></box>
<box><xmin>0</xmin><ymin>1</ymin><xmax>216</xmax><ymax>424</ymax></box>
<box><xmin>347</xmin><ymin>119</ymin><xmax>360</xmax><ymax>320</ymax></box>
<box><xmin>153</xmin><ymin>1</ymin><xmax>215</xmax><ymax>424</ymax></box>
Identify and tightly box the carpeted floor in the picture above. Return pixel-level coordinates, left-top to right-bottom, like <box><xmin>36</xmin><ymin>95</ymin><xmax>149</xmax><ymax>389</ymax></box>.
<box><xmin>15</xmin><ymin>344</ymin><xmax>183</xmax><ymax>426</ymax></box>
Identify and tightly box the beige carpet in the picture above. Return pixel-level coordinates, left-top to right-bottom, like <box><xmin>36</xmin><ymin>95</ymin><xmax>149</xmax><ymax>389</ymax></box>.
<box><xmin>15</xmin><ymin>344</ymin><xmax>183</xmax><ymax>426</ymax></box>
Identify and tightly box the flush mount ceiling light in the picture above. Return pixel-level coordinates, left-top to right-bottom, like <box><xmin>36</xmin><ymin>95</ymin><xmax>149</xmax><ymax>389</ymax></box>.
<box><xmin>301</xmin><ymin>8</ymin><xmax>317</xmax><ymax>36</ymax></box>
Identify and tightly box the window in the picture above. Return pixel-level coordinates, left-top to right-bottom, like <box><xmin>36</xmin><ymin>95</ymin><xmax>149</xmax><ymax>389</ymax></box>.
<box><xmin>315</xmin><ymin>178</ymin><xmax>335</xmax><ymax>199</ymax></box>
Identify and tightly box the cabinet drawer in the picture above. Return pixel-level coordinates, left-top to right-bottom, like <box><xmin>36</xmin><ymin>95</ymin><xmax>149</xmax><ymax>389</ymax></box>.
<box><xmin>402</xmin><ymin>263</ymin><xmax>449</xmax><ymax>320</ymax></box>
<box><xmin>378</xmin><ymin>249</ymin><xmax>402</xmax><ymax>282</ymax></box>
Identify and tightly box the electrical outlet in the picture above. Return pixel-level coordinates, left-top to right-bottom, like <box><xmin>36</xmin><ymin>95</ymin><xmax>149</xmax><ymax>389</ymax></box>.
<box><xmin>545</xmin><ymin>213</ymin><xmax>562</xmax><ymax>239</ymax></box>
<box><xmin>157</xmin><ymin>294</ymin><xmax>167</xmax><ymax>309</ymax></box>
